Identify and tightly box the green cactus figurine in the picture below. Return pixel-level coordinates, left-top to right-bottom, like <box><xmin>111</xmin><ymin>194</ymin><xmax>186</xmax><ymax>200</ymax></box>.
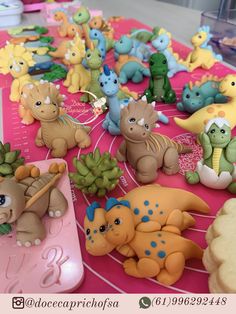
<box><xmin>69</xmin><ymin>148</ymin><xmax>123</xmax><ymax>197</ymax></box>
<box><xmin>0</xmin><ymin>142</ymin><xmax>25</xmax><ymax>177</ymax></box>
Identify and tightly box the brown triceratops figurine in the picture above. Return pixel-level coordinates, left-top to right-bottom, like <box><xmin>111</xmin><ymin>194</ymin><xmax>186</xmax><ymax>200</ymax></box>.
<box><xmin>21</xmin><ymin>81</ymin><xmax>91</xmax><ymax>157</ymax></box>
<box><xmin>0</xmin><ymin>163</ymin><xmax>68</xmax><ymax>247</ymax></box>
<box><xmin>116</xmin><ymin>100</ymin><xmax>192</xmax><ymax>183</ymax></box>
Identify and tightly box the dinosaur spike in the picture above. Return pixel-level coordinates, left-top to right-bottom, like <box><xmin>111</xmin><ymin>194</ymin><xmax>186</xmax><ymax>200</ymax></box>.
<box><xmin>103</xmin><ymin>64</ymin><xmax>110</xmax><ymax>76</ymax></box>
<box><xmin>137</xmin><ymin>118</ymin><xmax>144</xmax><ymax>126</ymax></box>
<box><xmin>189</xmin><ymin>81</ymin><xmax>193</xmax><ymax>90</ymax></box>
<box><xmin>44</xmin><ymin>96</ymin><xmax>51</xmax><ymax>105</ymax></box>
<box><xmin>141</xmin><ymin>95</ymin><xmax>147</xmax><ymax>102</ymax></box>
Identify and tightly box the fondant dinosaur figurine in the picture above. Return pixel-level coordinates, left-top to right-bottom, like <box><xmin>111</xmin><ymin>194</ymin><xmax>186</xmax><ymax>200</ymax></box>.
<box><xmin>73</xmin><ymin>6</ymin><xmax>93</xmax><ymax>49</ymax></box>
<box><xmin>177</xmin><ymin>75</ymin><xmax>227</xmax><ymax>114</ymax></box>
<box><xmin>89</xmin><ymin>29</ymin><xmax>114</xmax><ymax>61</ymax></box>
<box><xmin>144</xmin><ymin>53</ymin><xmax>176</xmax><ymax>103</ymax></box>
<box><xmin>130</xmin><ymin>27</ymin><xmax>160</xmax><ymax>43</ymax></box>
<box><xmin>89</xmin><ymin>16</ymin><xmax>114</xmax><ymax>39</ymax></box>
<box><xmin>116</xmin><ymin>100</ymin><xmax>192</xmax><ymax>183</ymax></box>
<box><xmin>84</xmin><ymin>185</ymin><xmax>210</xmax><ymax>256</ymax></box>
<box><xmin>186</xmin><ymin>118</ymin><xmax>236</xmax><ymax>193</ymax></box>
<box><xmin>21</xmin><ymin>81</ymin><xmax>91</xmax><ymax>157</ymax></box>
<box><xmin>105</xmin><ymin>202</ymin><xmax>203</xmax><ymax>285</ymax></box>
<box><xmin>114</xmin><ymin>35</ymin><xmax>153</xmax><ymax>62</ymax></box>
<box><xmin>0</xmin><ymin>43</ymin><xmax>35</xmax><ymax>103</ymax></box>
<box><xmin>54</xmin><ymin>9</ymin><xmax>81</xmax><ymax>38</ymax></box>
<box><xmin>151</xmin><ymin>27</ymin><xmax>188</xmax><ymax>78</ymax></box>
<box><xmin>114</xmin><ymin>37</ymin><xmax>150</xmax><ymax>84</ymax></box>
<box><xmin>0</xmin><ymin>162</ymin><xmax>68</xmax><ymax>247</ymax></box>
<box><xmin>63</xmin><ymin>35</ymin><xmax>91</xmax><ymax>93</ymax></box>
<box><xmin>183</xmin><ymin>25</ymin><xmax>222</xmax><ymax>72</ymax></box>
<box><xmin>48</xmin><ymin>39</ymin><xmax>71</xmax><ymax>65</ymax></box>
<box><xmin>174</xmin><ymin>74</ymin><xmax>236</xmax><ymax>134</ymax></box>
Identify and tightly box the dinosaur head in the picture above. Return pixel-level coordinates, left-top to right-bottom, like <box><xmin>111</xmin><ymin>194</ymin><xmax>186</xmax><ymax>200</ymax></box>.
<box><xmin>219</xmin><ymin>74</ymin><xmax>236</xmax><ymax>97</ymax></box>
<box><xmin>67</xmin><ymin>24</ymin><xmax>79</xmax><ymax>38</ymax></box>
<box><xmin>0</xmin><ymin>177</ymin><xmax>26</xmax><ymax>225</ymax></box>
<box><xmin>105</xmin><ymin>198</ymin><xmax>135</xmax><ymax>246</ymax></box>
<box><xmin>182</xmin><ymin>84</ymin><xmax>204</xmax><ymax>113</ymax></box>
<box><xmin>53</xmin><ymin>9</ymin><xmax>67</xmax><ymax>22</ymax></box>
<box><xmin>73</xmin><ymin>6</ymin><xmax>90</xmax><ymax>25</ymax></box>
<box><xmin>205</xmin><ymin>118</ymin><xmax>231</xmax><ymax>148</ymax></box>
<box><xmin>89</xmin><ymin>16</ymin><xmax>103</xmax><ymax>29</ymax></box>
<box><xmin>151</xmin><ymin>28</ymin><xmax>171</xmax><ymax>51</ymax></box>
<box><xmin>65</xmin><ymin>36</ymin><xmax>86</xmax><ymax>64</ymax></box>
<box><xmin>85</xmin><ymin>47</ymin><xmax>103</xmax><ymax>70</ymax></box>
<box><xmin>148</xmin><ymin>53</ymin><xmax>168</xmax><ymax>77</ymax></box>
<box><xmin>84</xmin><ymin>202</ymin><xmax>115</xmax><ymax>256</ymax></box>
<box><xmin>20</xmin><ymin>81</ymin><xmax>64</xmax><ymax>122</ymax></box>
<box><xmin>120</xmin><ymin>100</ymin><xmax>158</xmax><ymax>142</ymax></box>
<box><xmin>191</xmin><ymin>26</ymin><xmax>212</xmax><ymax>48</ymax></box>
<box><xmin>99</xmin><ymin>65</ymin><xmax>119</xmax><ymax>96</ymax></box>
<box><xmin>114</xmin><ymin>35</ymin><xmax>132</xmax><ymax>54</ymax></box>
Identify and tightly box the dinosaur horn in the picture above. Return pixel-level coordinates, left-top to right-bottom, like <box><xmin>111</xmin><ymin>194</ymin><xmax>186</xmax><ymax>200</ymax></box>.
<box><xmin>44</xmin><ymin>96</ymin><xmax>51</xmax><ymax>105</ymax></box>
<box><xmin>137</xmin><ymin>118</ymin><xmax>145</xmax><ymax>126</ymax></box>
<box><xmin>103</xmin><ymin>64</ymin><xmax>110</xmax><ymax>76</ymax></box>
<box><xmin>90</xmin><ymin>41</ymin><xmax>95</xmax><ymax>51</ymax></box>
<box><xmin>141</xmin><ymin>95</ymin><xmax>147</xmax><ymax>102</ymax></box>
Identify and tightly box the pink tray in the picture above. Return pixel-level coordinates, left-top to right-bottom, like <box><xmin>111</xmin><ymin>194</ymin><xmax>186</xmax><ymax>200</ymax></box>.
<box><xmin>0</xmin><ymin>159</ymin><xmax>84</xmax><ymax>293</ymax></box>
<box><xmin>1</xmin><ymin>18</ymin><xmax>236</xmax><ymax>293</ymax></box>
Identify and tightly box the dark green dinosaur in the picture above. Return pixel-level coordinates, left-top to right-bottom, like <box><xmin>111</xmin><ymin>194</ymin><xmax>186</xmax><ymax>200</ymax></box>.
<box><xmin>144</xmin><ymin>53</ymin><xmax>176</xmax><ymax>104</ymax></box>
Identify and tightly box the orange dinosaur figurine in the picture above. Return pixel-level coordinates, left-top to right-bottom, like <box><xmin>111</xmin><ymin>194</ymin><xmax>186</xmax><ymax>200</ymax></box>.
<box><xmin>54</xmin><ymin>10</ymin><xmax>82</xmax><ymax>38</ymax></box>
<box><xmin>105</xmin><ymin>202</ymin><xmax>203</xmax><ymax>285</ymax></box>
<box><xmin>89</xmin><ymin>16</ymin><xmax>114</xmax><ymax>39</ymax></box>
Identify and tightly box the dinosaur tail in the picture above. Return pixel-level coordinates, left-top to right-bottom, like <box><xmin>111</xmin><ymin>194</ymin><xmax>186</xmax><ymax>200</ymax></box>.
<box><xmin>183</xmin><ymin>239</ymin><xmax>203</xmax><ymax>260</ymax></box>
<box><xmin>170</xmin><ymin>138</ymin><xmax>192</xmax><ymax>154</ymax></box>
<box><xmin>174</xmin><ymin>117</ymin><xmax>193</xmax><ymax>133</ymax></box>
<box><xmin>176</xmin><ymin>189</ymin><xmax>210</xmax><ymax>213</ymax></box>
<box><xmin>139</xmin><ymin>66</ymin><xmax>151</xmax><ymax>77</ymax></box>
<box><xmin>119</xmin><ymin>86</ymin><xmax>138</xmax><ymax>99</ymax></box>
<box><xmin>215</xmin><ymin>53</ymin><xmax>223</xmax><ymax>61</ymax></box>
<box><xmin>48</xmin><ymin>50</ymin><xmax>62</xmax><ymax>58</ymax></box>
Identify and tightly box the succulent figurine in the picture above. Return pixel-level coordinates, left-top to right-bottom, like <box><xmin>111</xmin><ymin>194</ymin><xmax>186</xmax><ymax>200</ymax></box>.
<box><xmin>0</xmin><ymin>223</ymin><xmax>12</xmax><ymax>235</ymax></box>
<box><xmin>185</xmin><ymin>118</ymin><xmax>236</xmax><ymax>193</ymax></box>
<box><xmin>0</xmin><ymin>142</ymin><xmax>24</xmax><ymax>177</ymax></box>
<box><xmin>69</xmin><ymin>148</ymin><xmax>123</xmax><ymax>197</ymax></box>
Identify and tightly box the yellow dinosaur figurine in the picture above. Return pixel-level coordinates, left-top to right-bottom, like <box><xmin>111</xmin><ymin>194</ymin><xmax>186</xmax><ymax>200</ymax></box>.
<box><xmin>183</xmin><ymin>25</ymin><xmax>222</xmax><ymax>72</ymax></box>
<box><xmin>0</xmin><ymin>43</ymin><xmax>35</xmax><ymax>103</ymax></box>
<box><xmin>63</xmin><ymin>35</ymin><xmax>91</xmax><ymax>93</ymax></box>
<box><xmin>54</xmin><ymin>10</ymin><xmax>82</xmax><ymax>38</ymax></box>
<box><xmin>174</xmin><ymin>74</ymin><xmax>236</xmax><ymax>134</ymax></box>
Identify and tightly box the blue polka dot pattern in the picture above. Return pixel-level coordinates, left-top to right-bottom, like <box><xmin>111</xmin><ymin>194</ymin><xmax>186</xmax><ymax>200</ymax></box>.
<box><xmin>144</xmin><ymin>200</ymin><xmax>149</xmax><ymax>206</ymax></box>
<box><xmin>141</xmin><ymin>215</ymin><xmax>150</xmax><ymax>222</ymax></box>
<box><xmin>93</xmin><ymin>230</ymin><xmax>97</xmax><ymax>234</ymax></box>
<box><xmin>157</xmin><ymin>250</ymin><xmax>166</xmax><ymax>259</ymax></box>
<box><xmin>155</xmin><ymin>203</ymin><xmax>159</xmax><ymax>208</ymax></box>
<box><xmin>151</xmin><ymin>241</ymin><xmax>157</xmax><ymax>248</ymax></box>
<box><xmin>133</xmin><ymin>208</ymin><xmax>140</xmax><ymax>215</ymax></box>
<box><xmin>148</xmin><ymin>209</ymin><xmax>153</xmax><ymax>215</ymax></box>
<box><xmin>145</xmin><ymin>250</ymin><xmax>151</xmax><ymax>256</ymax></box>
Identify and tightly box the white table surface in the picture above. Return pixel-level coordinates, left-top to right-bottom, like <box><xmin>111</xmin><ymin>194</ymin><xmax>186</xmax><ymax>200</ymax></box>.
<box><xmin>0</xmin><ymin>0</ymin><xmax>235</xmax><ymax>140</ymax></box>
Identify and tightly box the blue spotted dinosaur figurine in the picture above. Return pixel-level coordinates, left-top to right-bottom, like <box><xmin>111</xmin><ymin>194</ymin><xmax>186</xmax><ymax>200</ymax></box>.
<box><xmin>176</xmin><ymin>75</ymin><xmax>227</xmax><ymax>114</ymax></box>
<box><xmin>84</xmin><ymin>185</ymin><xmax>210</xmax><ymax>258</ymax></box>
<box><xmin>114</xmin><ymin>35</ymin><xmax>153</xmax><ymax>62</ymax></box>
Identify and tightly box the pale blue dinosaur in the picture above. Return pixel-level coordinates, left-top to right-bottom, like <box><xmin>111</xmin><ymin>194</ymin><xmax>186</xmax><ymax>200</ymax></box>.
<box><xmin>151</xmin><ymin>28</ymin><xmax>188</xmax><ymax>78</ymax></box>
<box><xmin>89</xmin><ymin>29</ymin><xmax>107</xmax><ymax>60</ymax></box>
<box><xmin>114</xmin><ymin>35</ymin><xmax>153</xmax><ymax>62</ymax></box>
<box><xmin>99</xmin><ymin>65</ymin><xmax>131</xmax><ymax>135</ymax></box>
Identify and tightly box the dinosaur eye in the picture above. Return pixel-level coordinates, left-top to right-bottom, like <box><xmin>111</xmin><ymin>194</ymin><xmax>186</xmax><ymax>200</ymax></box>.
<box><xmin>162</xmin><ymin>60</ymin><xmax>167</xmax><ymax>64</ymax></box>
<box><xmin>114</xmin><ymin>218</ymin><xmax>122</xmax><ymax>225</ymax></box>
<box><xmin>86</xmin><ymin>53</ymin><xmax>91</xmax><ymax>59</ymax></box>
<box><xmin>94</xmin><ymin>32</ymin><xmax>98</xmax><ymax>36</ymax></box>
<box><xmin>114</xmin><ymin>79</ymin><xmax>118</xmax><ymax>84</ymax></box>
<box><xmin>220</xmin><ymin>129</ymin><xmax>226</xmax><ymax>134</ymax></box>
<box><xmin>86</xmin><ymin>228</ymin><xmax>90</xmax><ymax>235</ymax></box>
<box><xmin>196</xmin><ymin>92</ymin><xmax>200</xmax><ymax>96</ymax></box>
<box><xmin>231</xmin><ymin>82</ymin><xmax>235</xmax><ymax>86</ymax></box>
<box><xmin>144</xmin><ymin>123</ymin><xmax>149</xmax><ymax>130</ymax></box>
<box><xmin>210</xmin><ymin>129</ymin><xmax>215</xmax><ymax>134</ymax></box>
<box><xmin>19</xmin><ymin>61</ymin><xmax>24</xmax><ymax>65</ymax></box>
<box><xmin>9</xmin><ymin>65</ymin><xmax>13</xmax><ymax>69</ymax></box>
<box><xmin>185</xmin><ymin>94</ymin><xmax>190</xmax><ymax>99</ymax></box>
<box><xmin>35</xmin><ymin>101</ymin><xmax>42</xmax><ymax>107</ymax></box>
<box><xmin>72</xmin><ymin>53</ymin><xmax>76</xmax><ymax>56</ymax></box>
<box><xmin>78</xmin><ymin>13</ymin><xmax>82</xmax><ymax>17</ymax></box>
<box><xmin>98</xmin><ymin>53</ymin><xmax>102</xmax><ymax>58</ymax></box>
<box><xmin>160</xmin><ymin>40</ymin><xmax>163</xmax><ymax>43</ymax></box>
<box><xmin>128</xmin><ymin>118</ymin><xmax>136</xmax><ymax>123</ymax></box>
<box><xmin>120</xmin><ymin>40</ymin><xmax>123</xmax><ymax>44</ymax></box>
<box><xmin>52</xmin><ymin>103</ymin><xmax>57</xmax><ymax>106</ymax></box>
<box><xmin>198</xmin><ymin>35</ymin><xmax>202</xmax><ymax>39</ymax></box>
<box><xmin>0</xmin><ymin>195</ymin><xmax>12</xmax><ymax>207</ymax></box>
<box><xmin>100</xmin><ymin>82</ymin><xmax>104</xmax><ymax>87</ymax></box>
<box><xmin>99</xmin><ymin>225</ymin><xmax>106</xmax><ymax>233</ymax></box>
<box><xmin>94</xmin><ymin>22</ymin><xmax>97</xmax><ymax>25</ymax></box>
<box><xmin>150</xmin><ymin>60</ymin><xmax>154</xmax><ymax>66</ymax></box>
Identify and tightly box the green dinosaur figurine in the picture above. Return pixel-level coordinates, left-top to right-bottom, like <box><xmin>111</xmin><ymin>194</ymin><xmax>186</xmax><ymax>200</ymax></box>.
<box><xmin>144</xmin><ymin>52</ymin><xmax>176</xmax><ymax>104</ymax></box>
<box><xmin>185</xmin><ymin>118</ymin><xmax>236</xmax><ymax>193</ymax></box>
<box><xmin>69</xmin><ymin>148</ymin><xmax>123</xmax><ymax>197</ymax></box>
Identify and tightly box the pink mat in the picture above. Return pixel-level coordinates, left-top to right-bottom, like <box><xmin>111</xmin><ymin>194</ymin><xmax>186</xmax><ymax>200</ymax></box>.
<box><xmin>1</xmin><ymin>19</ymin><xmax>236</xmax><ymax>294</ymax></box>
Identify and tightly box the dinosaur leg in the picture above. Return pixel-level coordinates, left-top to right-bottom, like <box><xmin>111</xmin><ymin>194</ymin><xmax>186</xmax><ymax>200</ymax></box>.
<box><xmin>116</xmin><ymin>244</ymin><xmax>136</xmax><ymax>257</ymax></box>
<box><xmin>227</xmin><ymin>182</ymin><xmax>236</xmax><ymax>194</ymax></box>
<box><xmin>162</xmin><ymin>147</ymin><xmax>179</xmax><ymax>175</ymax></box>
<box><xmin>15</xmin><ymin>165</ymin><xmax>40</xmax><ymax>180</ymax></box>
<box><xmin>107</xmin><ymin>120</ymin><xmax>121</xmax><ymax>135</ymax></box>
<box><xmin>119</xmin><ymin>71</ymin><xmax>128</xmax><ymax>84</ymax></box>
<box><xmin>132</xmin><ymin>70</ymin><xmax>143</xmax><ymax>83</ymax></box>
<box><xmin>16</xmin><ymin>212</ymin><xmax>46</xmax><ymax>247</ymax></box>
<box><xmin>48</xmin><ymin>188</ymin><xmax>68</xmax><ymax>218</ymax></box>
<box><xmin>161</xmin><ymin>209</ymin><xmax>183</xmax><ymax>235</ymax></box>
<box><xmin>185</xmin><ymin>171</ymin><xmax>200</xmax><ymax>184</ymax></box>
<box><xmin>144</xmin><ymin>88</ymin><xmax>154</xmax><ymax>103</ymax></box>
<box><xmin>163</xmin><ymin>89</ymin><xmax>176</xmax><ymax>103</ymax></box>
<box><xmin>19</xmin><ymin>106</ymin><xmax>34</xmax><ymax>125</ymax></box>
<box><xmin>63</xmin><ymin>70</ymin><xmax>72</xmax><ymax>87</ymax></box>
<box><xmin>75</xmin><ymin>128</ymin><xmax>91</xmax><ymax>149</ymax></box>
<box><xmin>182</xmin><ymin>212</ymin><xmax>195</xmax><ymax>230</ymax></box>
<box><xmin>136</xmin><ymin>156</ymin><xmax>158</xmax><ymax>183</ymax></box>
<box><xmin>215</xmin><ymin>93</ymin><xmax>227</xmax><ymax>103</ymax></box>
<box><xmin>116</xmin><ymin>141</ymin><xmax>127</xmax><ymax>162</ymax></box>
<box><xmin>51</xmin><ymin>138</ymin><xmax>68</xmax><ymax>158</ymax></box>
<box><xmin>80</xmin><ymin>93</ymin><xmax>89</xmax><ymax>103</ymax></box>
<box><xmin>204</xmin><ymin>96</ymin><xmax>214</xmax><ymax>106</ymax></box>
<box><xmin>68</xmin><ymin>73</ymin><xmax>80</xmax><ymax>94</ymax></box>
<box><xmin>123</xmin><ymin>257</ymin><xmax>160</xmax><ymax>278</ymax></box>
<box><xmin>157</xmin><ymin>252</ymin><xmax>185</xmax><ymax>285</ymax></box>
